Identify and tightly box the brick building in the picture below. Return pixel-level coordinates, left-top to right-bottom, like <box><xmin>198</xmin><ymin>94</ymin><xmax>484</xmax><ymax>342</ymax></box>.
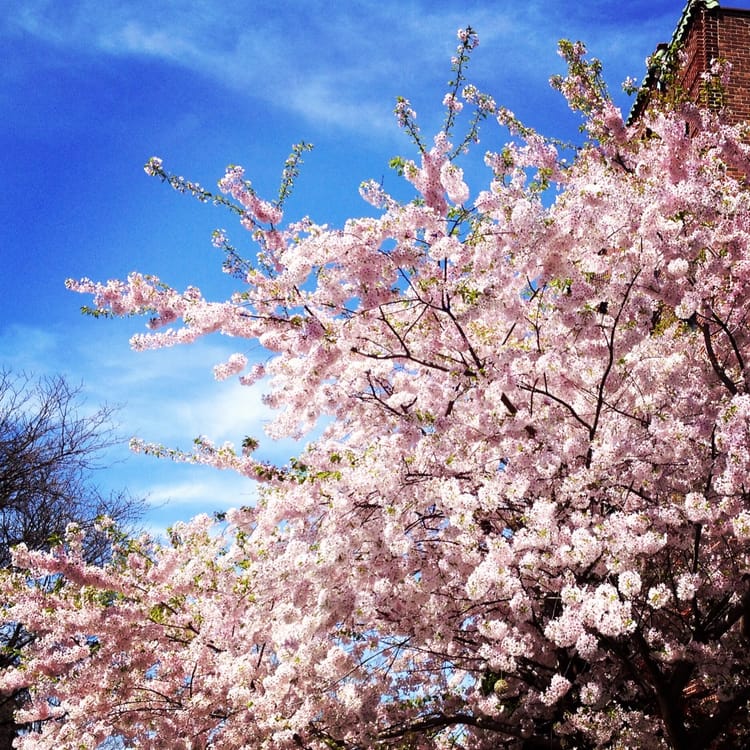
<box><xmin>630</xmin><ymin>0</ymin><xmax>750</xmax><ymax>125</ymax></box>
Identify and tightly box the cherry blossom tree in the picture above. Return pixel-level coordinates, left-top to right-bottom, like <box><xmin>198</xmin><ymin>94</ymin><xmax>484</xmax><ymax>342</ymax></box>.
<box><xmin>0</xmin><ymin>371</ymin><xmax>144</xmax><ymax>748</ymax></box>
<box><xmin>4</xmin><ymin>30</ymin><xmax>750</xmax><ymax>749</ymax></box>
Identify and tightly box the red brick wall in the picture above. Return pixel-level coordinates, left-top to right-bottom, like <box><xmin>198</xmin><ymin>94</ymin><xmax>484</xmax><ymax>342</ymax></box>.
<box><xmin>677</xmin><ymin>7</ymin><xmax>750</xmax><ymax>124</ymax></box>
<box><xmin>716</xmin><ymin>10</ymin><xmax>750</xmax><ymax>124</ymax></box>
<box><xmin>679</xmin><ymin>10</ymin><xmax>717</xmax><ymax>105</ymax></box>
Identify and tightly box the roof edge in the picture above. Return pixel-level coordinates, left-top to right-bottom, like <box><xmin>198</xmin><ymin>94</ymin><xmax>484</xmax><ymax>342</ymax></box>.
<box><xmin>670</xmin><ymin>0</ymin><xmax>720</xmax><ymax>50</ymax></box>
<box><xmin>627</xmin><ymin>0</ymin><xmax>720</xmax><ymax>123</ymax></box>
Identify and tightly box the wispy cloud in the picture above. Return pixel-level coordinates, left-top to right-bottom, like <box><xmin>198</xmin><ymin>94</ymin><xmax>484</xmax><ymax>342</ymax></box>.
<box><xmin>134</xmin><ymin>472</ymin><xmax>257</xmax><ymax>540</ymax></box>
<box><xmin>145</xmin><ymin>477</ymin><xmax>255</xmax><ymax>507</ymax></box>
<box><xmin>3</xmin><ymin>0</ymin><xmax>667</xmax><ymax>136</ymax></box>
<box><xmin>0</xmin><ymin>321</ymin><xmax>295</xmax><ymax>532</ymax></box>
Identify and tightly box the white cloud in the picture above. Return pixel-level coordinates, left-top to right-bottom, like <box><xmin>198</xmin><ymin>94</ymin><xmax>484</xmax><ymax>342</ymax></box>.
<box><xmin>0</xmin><ymin>324</ymin><xmax>60</xmax><ymax>372</ymax></box>
<box><xmin>104</xmin><ymin>20</ymin><xmax>199</xmax><ymax>59</ymax></box>
<box><xmin>143</xmin><ymin>472</ymin><xmax>257</xmax><ymax>512</ymax></box>
<box><xmin>5</xmin><ymin>0</ymin><xmax>662</xmax><ymax>134</ymax></box>
<box><xmin>0</xmin><ymin>320</ymin><xmax>304</xmax><ymax>533</ymax></box>
<box><xmin>138</xmin><ymin>473</ymin><xmax>256</xmax><ymax>540</ymax></box>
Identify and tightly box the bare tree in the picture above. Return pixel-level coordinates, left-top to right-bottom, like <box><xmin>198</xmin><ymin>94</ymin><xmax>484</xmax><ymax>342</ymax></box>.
<box><xmin>0</xmin><ymin>370</ymin><xmax>144</xmax><ymax>747</ymax></box>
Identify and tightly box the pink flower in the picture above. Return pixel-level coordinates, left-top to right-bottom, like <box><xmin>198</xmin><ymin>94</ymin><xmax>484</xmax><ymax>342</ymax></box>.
<box><xmin>442</xmin><ymin>93</ymin><xmax>464</xmax><ymax>113</ymax></box>
<box><xmin>541</xmin><ymin>675</ymin><xmax>571</xmax><ymax>706</ymax></box>
<box><xmin>213</xmin><ymin>353</ymin><xmax>248</xmax><ymax>381</ymax></box>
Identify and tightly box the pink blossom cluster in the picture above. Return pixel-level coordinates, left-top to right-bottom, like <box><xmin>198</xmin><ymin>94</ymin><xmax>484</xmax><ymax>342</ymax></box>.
<box><xmin>212</xmin><ymin>352</ymin><xmax>248</xmax><ymax>380</ymax></box>
<box><xmin>218</xmin><ymin>165</ymin><xmax>282</xmax><ymax>226</ymax></box>
<box><xmin>394</xmin><ymin>97</ymin><xmax>417</xmax><ymax>130</ymax></box>
<box><xmin>456</xmin><ymin>27</ymin><xmax>479</xmax><ymax>49</ymax></box>
<box><xmin>442</xmin><ymin>92</ymin><xmax>464</xmax><ymax>113</ymax></box>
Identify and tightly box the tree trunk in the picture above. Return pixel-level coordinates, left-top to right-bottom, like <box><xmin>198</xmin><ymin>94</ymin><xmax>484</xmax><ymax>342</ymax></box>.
<box><xmin>0</xmin><ymin>693</ymin><xmax>18</xmax><ymax>750</ymax></box>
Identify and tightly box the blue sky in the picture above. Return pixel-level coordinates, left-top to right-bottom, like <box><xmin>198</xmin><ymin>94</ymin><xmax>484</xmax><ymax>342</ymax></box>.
<box><xmin>0</xmin><ymin>0</ymin><xmax>733</xmax><ymax>535</ymax></box>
